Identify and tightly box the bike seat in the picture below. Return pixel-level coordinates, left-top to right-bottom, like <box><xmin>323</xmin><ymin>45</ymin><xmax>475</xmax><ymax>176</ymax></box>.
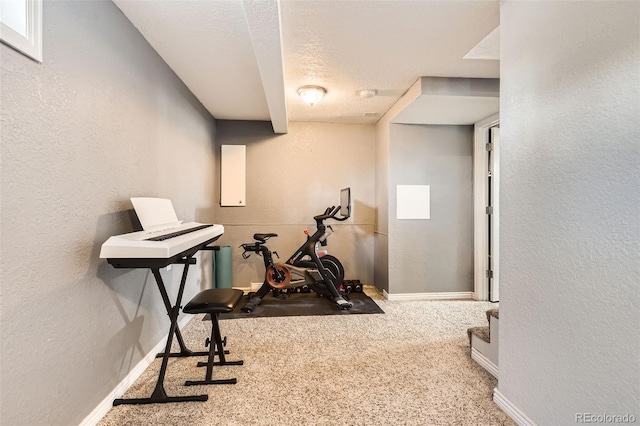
<box><xmin>253</xmin><ymin>233</ymin><xmax>277</xmax><ymax>243</ymax></box>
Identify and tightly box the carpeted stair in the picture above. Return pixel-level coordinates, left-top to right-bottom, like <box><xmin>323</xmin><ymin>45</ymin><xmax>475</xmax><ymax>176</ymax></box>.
<box><xmin>467</xmin><ymin>325</ymin><xmax>490</xmax><ymax>344</ymax></box>
<box><xmin>467</xmin><ymin>308</ymin><xmax>499</xmax><ymax>378</ymax></box>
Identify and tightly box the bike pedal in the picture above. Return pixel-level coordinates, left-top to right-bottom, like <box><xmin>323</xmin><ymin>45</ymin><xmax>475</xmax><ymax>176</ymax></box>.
<box><xmin>335</xmin><ymin>299</ymin><xmax>353</xmax><ymax>310</ymax></box>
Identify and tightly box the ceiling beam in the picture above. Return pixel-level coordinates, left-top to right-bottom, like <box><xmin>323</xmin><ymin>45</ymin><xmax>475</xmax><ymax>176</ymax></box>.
<box><xmin>242</xmin><ymin>0</ymin><xmax>289</xmax><ymax>134</ymax></box>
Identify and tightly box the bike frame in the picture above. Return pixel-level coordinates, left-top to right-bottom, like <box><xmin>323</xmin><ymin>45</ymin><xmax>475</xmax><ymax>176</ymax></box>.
<box><xmin>243</xmin><ymin>226</ymin><xmax>337</xmax><ymax>293</ymax></box>
<box><xmin>240</xmin><ymin>205</ymin><xmax>351</xmax><ymax>311</ymax></box>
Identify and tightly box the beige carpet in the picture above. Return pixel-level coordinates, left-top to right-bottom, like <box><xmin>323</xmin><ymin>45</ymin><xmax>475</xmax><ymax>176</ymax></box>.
<box><xmin>98</xmin><ymin>289</ymin><xmax>514</xmax><ymax>426</ymax></box>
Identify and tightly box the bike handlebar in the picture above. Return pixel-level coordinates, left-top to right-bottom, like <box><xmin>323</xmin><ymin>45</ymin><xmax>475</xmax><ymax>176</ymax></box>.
<box><xmin>313</xmin><ymin>205</ymin><xmax>348</xmax><ymax>223</ymax></box>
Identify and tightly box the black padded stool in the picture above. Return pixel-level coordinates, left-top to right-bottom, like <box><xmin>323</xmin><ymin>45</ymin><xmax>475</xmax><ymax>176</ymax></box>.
<box><xmin>182</xmin><ymin>288</ymin><xmax>244</xmax><ymax>386</ymax></box>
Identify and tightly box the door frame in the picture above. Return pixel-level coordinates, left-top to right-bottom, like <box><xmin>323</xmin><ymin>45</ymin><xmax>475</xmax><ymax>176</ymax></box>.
<box><xmin>489</xmin><ymin>127</ymin><xmax>500</xmax><ymax>302</ymax></box>
<box><xmin>473</xmin><ymin>113</ymin><xmax>500</xmax><ymax>301</ymax></box>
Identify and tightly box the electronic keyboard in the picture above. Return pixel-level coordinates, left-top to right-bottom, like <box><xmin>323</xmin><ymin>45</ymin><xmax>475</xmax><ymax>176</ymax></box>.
<box><xmin>100</xmin><ymin>222</ymin><xmax>224</xmax><ymax>259</ymax></box>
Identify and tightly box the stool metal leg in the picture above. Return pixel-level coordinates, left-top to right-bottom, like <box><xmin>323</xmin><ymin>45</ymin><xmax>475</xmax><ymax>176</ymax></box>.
<box><xmin>196</xmin><ymin>314</ymin><xmax>244</xmax><ymax>368</ymax></box>
<box><xmin>185</xmin><ymin>313</ymin><xmax>242</xmax><ymax>386</ymax></box>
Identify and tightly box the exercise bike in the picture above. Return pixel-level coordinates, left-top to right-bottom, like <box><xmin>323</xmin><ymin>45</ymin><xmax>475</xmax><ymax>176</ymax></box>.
<box><xmin>240</xmin><ymin>189</ymin><xmax>353</xmax><ymax>312</ymax></box>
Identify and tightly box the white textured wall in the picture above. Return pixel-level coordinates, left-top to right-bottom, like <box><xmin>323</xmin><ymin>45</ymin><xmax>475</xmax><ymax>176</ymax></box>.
<box><xmin>499</xmin><ymin>2</ymin><xmax>640</xmax><ymax>424</ymax></box>
<box><xmin>214</xmin><ymin>120</ymin><xmax>376</xmax><ymax>288</ymax></box>
<box><xmin>0</xmin><ymin>2</ymin><xmax>217</xmax><ymax>424</ymax></box>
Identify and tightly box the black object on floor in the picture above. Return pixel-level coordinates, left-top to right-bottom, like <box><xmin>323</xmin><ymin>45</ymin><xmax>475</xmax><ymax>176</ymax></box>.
<box><xmin>204</xmin><ymin>291</ymin><xmax>384</xmax><ymax>320</ymax></box>
<box><xmin>183</xmin><ymin>288</ymin><xmax>244</xmax><ymax>386</ymax></box>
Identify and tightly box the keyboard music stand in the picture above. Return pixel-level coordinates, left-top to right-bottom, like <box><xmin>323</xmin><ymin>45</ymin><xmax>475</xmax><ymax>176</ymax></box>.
<box><xmin>106</xmin><ymin>236</ymin><xmax>220</xmax><ymax>406</ymax></box>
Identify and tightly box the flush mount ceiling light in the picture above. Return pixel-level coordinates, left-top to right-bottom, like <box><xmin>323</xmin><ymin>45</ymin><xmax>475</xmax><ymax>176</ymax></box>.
<box><xmin>298</xmin><ymin>85</ymin><xmax>326</xmax><ymax>106</ymax></box>
<box><xmin>357</xmin><ymin>89</ymin><xmax>377</xmax><ymax>98</ymax></box>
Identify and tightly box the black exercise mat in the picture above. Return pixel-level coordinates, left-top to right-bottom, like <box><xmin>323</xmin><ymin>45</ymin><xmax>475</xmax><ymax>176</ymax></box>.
<box><xmin>207</xmin><ymin>292</ymin><xmax>384</xmax><ymax>320</ymax></box>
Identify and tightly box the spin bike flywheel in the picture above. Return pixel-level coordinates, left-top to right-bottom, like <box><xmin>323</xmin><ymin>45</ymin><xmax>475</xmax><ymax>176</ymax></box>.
<box><xmin>266</xmin><ymin>263</ymin><xmax>291</xmax><ymax>289</ymax></box>
<box><xmin>314</xmin><ymin>255</ymin><xmax>345</xmax><ymax>291</ymax></box>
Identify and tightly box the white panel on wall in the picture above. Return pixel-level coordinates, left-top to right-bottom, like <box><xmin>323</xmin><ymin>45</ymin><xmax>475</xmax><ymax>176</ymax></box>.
<box><xmin>221</xmin><ymin>145</ymin><xmax>246</xmax><ymax>206</ymax></box>
<box><xmin>397</xmin><ymin>184</ymin><xmax>430</xmax><ymax>219</ymax></box>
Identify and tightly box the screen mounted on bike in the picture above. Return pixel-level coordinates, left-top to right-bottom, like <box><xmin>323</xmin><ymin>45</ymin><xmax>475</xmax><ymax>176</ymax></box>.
<box><xmin>339</xmin><ymin>187</ymin><xmax>351</xmax><ymax>218</ymax></box>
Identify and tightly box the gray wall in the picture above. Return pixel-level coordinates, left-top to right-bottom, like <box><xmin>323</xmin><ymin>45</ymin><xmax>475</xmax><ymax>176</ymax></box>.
<box><xmin>214</xmin><ymin>120</ymin><xmax>376</xmax><ymax>288</ymax></box>
<box><xmin>499</xmin><ymin>2</ymin><xmax>639</xmax><ymax>424</ymax></box>
<box><xmin>374</xmin><ymin>114</ymin><xmax>390</xmax><ymax>293</ymax></box>
<box><xmin>388</xmin><ymin>124</ymin><xmax>474</xmax><ymax>294</ymax></box>
<box><xmin>0</xmin><ymin>2</ymin><xmax>217</xmax><ymax>425</ymax></box>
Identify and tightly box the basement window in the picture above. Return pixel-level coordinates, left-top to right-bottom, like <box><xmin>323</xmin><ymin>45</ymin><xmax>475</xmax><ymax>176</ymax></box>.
<box><xmin>0</xmin><ymin>0</ymin><xmax>42</xmax><ymax>62</ymax></box>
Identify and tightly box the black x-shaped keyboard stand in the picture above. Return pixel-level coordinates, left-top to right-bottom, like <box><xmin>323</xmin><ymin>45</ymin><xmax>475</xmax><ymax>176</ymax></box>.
<box><xmin>107</xmin><ymin>236</ymin><xmax>221</xmax><ymax>406</ymax></box>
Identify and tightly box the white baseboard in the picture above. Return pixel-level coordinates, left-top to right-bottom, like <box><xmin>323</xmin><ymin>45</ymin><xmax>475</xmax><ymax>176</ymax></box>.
<box><xmin>493</xmin><ymin>388</ymin><xmax>538</xmax><ymax>426</ymax></box>
<box><xmin>80</xmin><ymin>314</ymin><xmax>194</xmax><ymax>426</ymax></box>
<box><xmin>382</xmin><ymin>290</ymin><xmax>474</xmax><ymax>301</ymax></box>
<box><xmin>471</xmin><ymin>346</ymin><xmax>498</xmax><ymax>378</ymax></box>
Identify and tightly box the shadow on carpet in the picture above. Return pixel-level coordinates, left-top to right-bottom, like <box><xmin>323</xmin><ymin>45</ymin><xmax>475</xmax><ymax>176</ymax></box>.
<box><xmin>208</xmin><ymin>292</ymin><xmax>384</xmax><ymax>320</ymax></box>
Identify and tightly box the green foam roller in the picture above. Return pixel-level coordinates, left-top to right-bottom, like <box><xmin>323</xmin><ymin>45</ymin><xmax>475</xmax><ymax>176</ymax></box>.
<box><xmin>214</xmin><ymin>245</ymin><xmax>233</xmax><ymax>289</ymax></box>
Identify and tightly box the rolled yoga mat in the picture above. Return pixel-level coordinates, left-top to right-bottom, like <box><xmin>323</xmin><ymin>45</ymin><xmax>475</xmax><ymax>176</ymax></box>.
<box><xmin>214</xmin><ymin>245</ymin><xmax>233</xmax><ymax>288</ymax></box>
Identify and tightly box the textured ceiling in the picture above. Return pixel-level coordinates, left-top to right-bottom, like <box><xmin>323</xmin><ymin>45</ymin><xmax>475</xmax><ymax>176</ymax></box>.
<box><xmin>114</xmin><ymin>0</ymin><xmax>500</xmax><ymax>132</ymax></box>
